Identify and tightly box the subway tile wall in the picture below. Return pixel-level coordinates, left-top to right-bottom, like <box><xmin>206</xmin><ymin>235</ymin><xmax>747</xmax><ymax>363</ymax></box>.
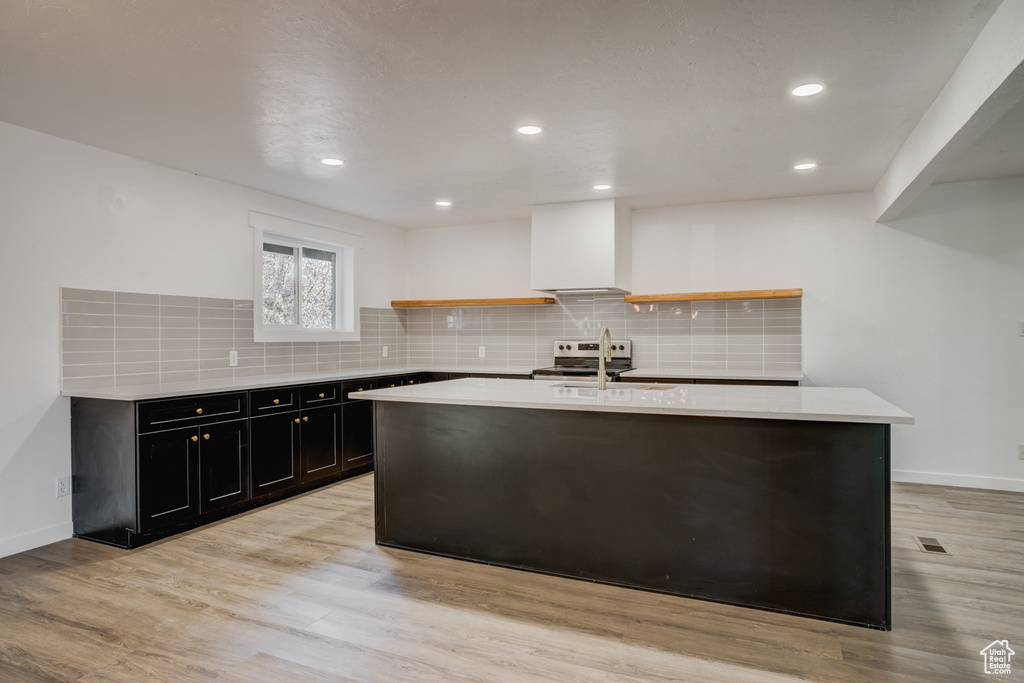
<box><xmin>405</xmin><ymin>294</ymin><xmax>801</xmax><ymax>372</ymax></box>
<box><xmin>61</xmin><ymin>288</ymin><xmax>801</xmax><ymax>390</ymax></box>
<box><xmin>60</xmin><ymin>288</ymin><xmax>406</xmax><ymax>391</ymax></box>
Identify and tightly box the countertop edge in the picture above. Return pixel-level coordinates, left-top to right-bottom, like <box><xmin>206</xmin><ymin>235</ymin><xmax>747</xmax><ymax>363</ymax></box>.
<box><xmin>357</xmin><ymin>380</ymin><xmax>915</xmax><ymax>425</ymax></box>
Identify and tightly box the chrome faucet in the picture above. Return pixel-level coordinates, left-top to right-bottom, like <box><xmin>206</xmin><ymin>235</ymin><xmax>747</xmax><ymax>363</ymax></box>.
<box><xmin>597</xmin><ymin>326</ymin><xmax>612</xmax><ymax>390</ymax></box>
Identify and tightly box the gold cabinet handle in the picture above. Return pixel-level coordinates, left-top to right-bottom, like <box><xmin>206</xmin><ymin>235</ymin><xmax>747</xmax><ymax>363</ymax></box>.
<box><xmin>191</xmin><ymin>435</ymin><xmax>199</xmax><ymax>442</ymax></box>
<box><xmin>195</xmin><ymin>408</ymin><xmax>203</xmax><ymax>415</ymax></box>
<box><xmin>294</xmin><ymin>418</ymin><xmax>300</xmax><ymax>423</ymax></box>
<box><xmin>319</xmin><ymin>392</ymin><xmax>325</xmax><ymax>398</ymax></box>
<box><xmin>273</xmin><ymin>398</ymin><xmax>279</xmax><ymax>405</ymax></box>
<box><xmin>302</xmin><ymin>416</ymin><xmax>308</xmax><ymax>422</ymax></box>
<box><xmin>203</xmin><ymin>433</ymin><xmax>210</xmax><ymax>440</ymax></box>
<box><xmin>357</xmin><ymin>388</ymin><xmax>363</xmax><ymax>391</ymax></box>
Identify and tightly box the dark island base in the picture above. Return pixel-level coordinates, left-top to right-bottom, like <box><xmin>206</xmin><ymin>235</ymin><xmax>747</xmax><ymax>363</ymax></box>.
<box><xmin>374</xmin><ymin>401</ymin><xmax>891</xmax><ymax>630</ymax></box>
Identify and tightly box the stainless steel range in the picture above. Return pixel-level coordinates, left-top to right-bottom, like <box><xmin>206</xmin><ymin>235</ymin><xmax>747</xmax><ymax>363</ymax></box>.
<box><xmin>532</xmin><ymin>339</ymin><xmax>632</xmax><ymax>381</ymax></box>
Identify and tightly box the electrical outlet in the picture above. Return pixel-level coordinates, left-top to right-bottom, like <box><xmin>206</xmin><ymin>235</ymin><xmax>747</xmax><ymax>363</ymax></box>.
<box><xmin>382</xmin><ymin>345</ymin><xmax>388</xmax><ymax>358</ymax></box>
<box><xmin>1019</xmin><ymin>322</ymin><xmax>1024</xmax><ymax>337</ymax></box>
<box><xmin>229</xmin><ymin>350</ymin><xmax>238</xmax><ymax>367</ymax></box>
<box><xmin>478</xmin><ymin>345</ymin><xmax>485</xmax><ymax>358</ymax></box>
<box><xmin>55</xmin><ymin>476</ymin><xmax>70</xmax><ymax>498</ymax></box>
<box><xmin>1019</xmin><ymin>444</ymin><xmax>1024</xmax><ymax>460</ymax></box>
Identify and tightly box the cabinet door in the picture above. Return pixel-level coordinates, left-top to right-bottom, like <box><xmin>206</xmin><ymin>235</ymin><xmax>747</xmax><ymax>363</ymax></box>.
<box><xmin>138</xmin><ymin>426</ymin><xmax>200</xmax><ymax>532</ymax></box>
<box><xmin>198</xmin><ymin>419</ymin><xmax>250</xmax><ymax>514</ymax></box>
<box><xmin>342</xmin><ymin>400</ymin><xmax>374</xmax><ymax>470</ymax></box>
<box><xmin>300</xmin><ymin>404</ymin><xmax>343</xmax><ymax>483</ymax></box>
<box><xmin>250</xmin><ymin>412</ymin><xmax>300</xmax><ymax>498</ymax></box>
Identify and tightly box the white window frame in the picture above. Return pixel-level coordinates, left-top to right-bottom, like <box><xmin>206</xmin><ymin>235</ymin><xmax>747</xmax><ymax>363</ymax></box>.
<box><xmin>250</xmin><ymin>212</ymin><xmax>359</xmax><ymax>343</ymax></box>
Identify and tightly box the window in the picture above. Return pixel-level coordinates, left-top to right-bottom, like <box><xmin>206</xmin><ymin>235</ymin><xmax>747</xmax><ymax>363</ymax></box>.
<box><xmin>261</xmin><ymin>241</ymin><xmax>337</xmax><ymax>329</ymax></box>
<box><xmin>251</xmin><ymin>212</ymin><xmax>358</xmax><ymax>342</ymax></box>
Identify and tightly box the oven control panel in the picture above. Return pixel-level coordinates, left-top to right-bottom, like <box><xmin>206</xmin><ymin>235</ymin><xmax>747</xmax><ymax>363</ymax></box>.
<box><xmin>552</xmin><ymin>340</ymin><xmax>631</xmax><ymax>359</ymax></box>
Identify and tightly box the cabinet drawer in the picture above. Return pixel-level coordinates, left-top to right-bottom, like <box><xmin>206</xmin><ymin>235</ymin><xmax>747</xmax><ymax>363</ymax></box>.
<box><xmin>138</xmin><ymin>393</ymin><xmax>247</xmax><ymax>433</ymax></box>
<box><xmin>300</xmin><ymin>382</ymin><xmax>341</xmax><ymax>408</ymax></box>
<box><xmin>249</xmin><ymin>386</ymin><xmax>299</xmax><ymax>415</ymax></box>
<box><xmin>411</xmin><ymin>372</ymin><xmax>448</xmax><ymax>384</ymax></box>
<box><xmin>376</xmin><ymin>375</ymin><xmax>406</xmax><ymax>390</ymax></box>
<box><xmin>342</xmin><ymin>377</ymin><xmax>377</xmax><ymax>402</ymax></box>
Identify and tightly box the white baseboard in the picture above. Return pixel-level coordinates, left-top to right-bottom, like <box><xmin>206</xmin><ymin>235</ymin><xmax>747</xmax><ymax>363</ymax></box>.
<box><xmin>892</xmin><ymin>469</ymin><xmax>1024</xmax><ymax>493</ymax></box>
<box><xmin>0</xmin><ymin>522</ymin><xmax>73</xmax><ymax>560</ymax></box>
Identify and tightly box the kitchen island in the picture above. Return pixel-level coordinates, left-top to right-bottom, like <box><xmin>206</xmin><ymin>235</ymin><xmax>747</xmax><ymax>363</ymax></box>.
<box><xmin>358</xmin><ymin>378</ymin><xmax>912</xmax><ymax>630</ymax></box>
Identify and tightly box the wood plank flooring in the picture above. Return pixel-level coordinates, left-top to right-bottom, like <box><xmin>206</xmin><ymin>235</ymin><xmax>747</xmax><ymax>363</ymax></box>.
<box><xmin>1</xmin><ymin>475</ymin><xmax>1022</xmax><ymax>682</ymax></box>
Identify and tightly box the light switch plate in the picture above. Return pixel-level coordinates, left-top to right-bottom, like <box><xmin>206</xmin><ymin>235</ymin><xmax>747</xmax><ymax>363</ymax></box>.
<box><xmin>1019</xmin><ymin>444</ymin><xmax>1024</xmax><ymax>460</ymax></box>
<box><xmin>478</xmin><ymin>345</ymin><xmax>485</xmax><ymax>358</ymax></box>
<box><xmin>382</xmin><ymin>346</ymin><xmax>388</xmax><ymax>358</ymax></box>
<box><xmin>1019</xmin><ymin>322</ymin><xmax>1024</xmax><ymax>337</ymax></box>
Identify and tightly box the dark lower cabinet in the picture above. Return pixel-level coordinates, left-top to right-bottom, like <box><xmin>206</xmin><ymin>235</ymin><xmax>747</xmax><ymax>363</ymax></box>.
<box><xmin>138</xmin><ymin>418</ymin><xmax>250</xmax><ymax>532</ymax></box>
<box><xmin>301</xmin><ymin>404</ymin><xmax>344</xmax><ymax>482</ymax></box>
<box><xmin>198</xmin><ymin>419</ymin><xmax>250</xmax><ymax>515</ymax></box>
<box><xmin>137</xmin><ymin>425</ymin><xmax>200</xmax><ymax>532</ymax></box>
<box><xmin>249</xmin><ymin>411</ymin><xmax>301</xmax><ymax>499</ymax></box>
<box><xmin>342</xmin><ymin>400</ymin><xmax>374</xmax><ymax>470</ymax></box>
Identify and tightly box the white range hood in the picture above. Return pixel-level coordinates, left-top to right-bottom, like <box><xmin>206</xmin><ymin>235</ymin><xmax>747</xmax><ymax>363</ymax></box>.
<box><xmin>530</xmin><ymin>198</ymin><xmax>632</xmax><ymax>294</ymax></box>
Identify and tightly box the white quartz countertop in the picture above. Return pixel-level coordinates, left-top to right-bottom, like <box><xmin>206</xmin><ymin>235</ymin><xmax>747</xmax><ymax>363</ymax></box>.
<box><xmin>621</xmin><ymin>367</ymin><xmax>804</xmax><ymax>381</ymax></box>
<box><xmin>61</xmin><ymin>366</ymin><xmax>536</xmax><ymax>401</ymax></box>
<box><xmin>357</xmin><ymin>377</ymin><xmax>914</xmax><ymax>425</ymax></box>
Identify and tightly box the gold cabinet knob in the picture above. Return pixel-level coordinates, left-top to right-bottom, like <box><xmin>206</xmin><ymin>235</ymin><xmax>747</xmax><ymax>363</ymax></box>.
<box><xmin>203</xmin><ymin>434</ymin><xmax>210</xmax><ymax>440</ymax></box>
<box><xmin>195</xmin><ymin>408</ymin><xmax>203</xmax><ymax>415</ymax></box>
<box><xmin>273</xmin><ymin>398</ymin><xmax>279</xmax><ymax>405</ymax></box>
<box><xmin>190</xmin><ymin>435</ymin><xmax>198</xmax><ymax>442</ymax></box>
<box><xmin>357</xmin><ymin>388</ymin><xmax>363</xmax><ymax>391</ymax></box>
<box><xmin>319</xmin><ymin>392</ymin><xmax>325</xmax><ymax>398</ymax></box>
<box><xmin>302</xmin><ymin>416</ymin><xmax>308</xmax><ymax>422</ymax></box>
<box><xmin>294</xmin><ymin>418</ymin><xmax>300</xmax><ymax>423</ymax></box>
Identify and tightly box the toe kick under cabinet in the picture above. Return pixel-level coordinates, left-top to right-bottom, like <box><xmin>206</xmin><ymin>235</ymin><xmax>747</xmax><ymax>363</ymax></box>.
<box><xmin>70</xmin><ymin>378</ymin><xmax>387</xmax><ymax>549</ymax></box>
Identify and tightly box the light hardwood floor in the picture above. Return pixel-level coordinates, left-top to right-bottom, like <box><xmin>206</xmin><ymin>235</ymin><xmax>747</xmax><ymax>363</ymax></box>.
<box><xmin>1</xmin><ymin>475</ymin><xmax>1022</xmax><ymax>682</ymax></box>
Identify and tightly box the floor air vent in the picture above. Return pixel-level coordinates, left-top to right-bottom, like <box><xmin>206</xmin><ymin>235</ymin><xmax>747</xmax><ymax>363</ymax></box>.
<box><xmin>914</xmin><ymin>536</ymin><xmax>949</xmax><ymax>554</ymax></box>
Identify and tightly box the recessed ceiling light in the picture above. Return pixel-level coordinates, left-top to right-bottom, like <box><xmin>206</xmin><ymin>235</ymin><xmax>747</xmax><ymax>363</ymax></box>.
<box><xmin>593</xmin><ymin>184</ymin><xmax>612</xmax><ymax>190</ymax></box>
<box><xmin>793</xmin><ymin>162</ymin><xmax>817</xmax><ymax>171</ymax></box>
<box><xmin>320</xmin><ymin>158</ymin><xmax>344</xmax><ymax>166</ymax></box>
<box><xmin>791</xmin><ymin>83</ymin><xmax>824</xmax><ymax>97</ymax></box>
<box><xmin>435</xmin><ymin>200</ymin><xmax>452</xmax><ymax>207</ymax></box>
<box><xmin>517</xmin><ymin>125</ymin><xmax>543</xmax><ymax>135</ymax></box>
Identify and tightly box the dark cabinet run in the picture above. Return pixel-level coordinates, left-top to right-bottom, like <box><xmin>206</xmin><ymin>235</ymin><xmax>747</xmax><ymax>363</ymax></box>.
<box><xmin>249</xmin><ymin>383</ymin><xmax>346</xmax><ymax>503</ymax></box>
<box><xmin>72</xmin><ymin>392</ymin><xmax>250</xmax><ymax>547</ymax></box>
<box><xmin>71</xmin><ymin>376</ymin><xmax>378</xmax><ymax>550</ymax></box>
<box><xmin>620</xmin><ymin>376</ymin><xmax>800</xmax><ymax>386</ymax></box>
<box><xmin>70</xmin><ymin>370</ymin><xmax>522</xmax><ymax>549</ymax></box>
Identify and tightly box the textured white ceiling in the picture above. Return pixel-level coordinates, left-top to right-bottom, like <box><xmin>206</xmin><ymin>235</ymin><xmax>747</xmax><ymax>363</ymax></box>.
<box><xmin>0</xmin><ymin>0</ymin><xmax>1006</xmax><ymax>229</ymax></box>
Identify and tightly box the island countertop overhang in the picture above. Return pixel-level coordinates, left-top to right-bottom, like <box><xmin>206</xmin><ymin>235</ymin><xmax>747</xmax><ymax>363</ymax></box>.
<box><xmin>355</xmin><ymin>378</ymin><xmax>914</xmax><ymax>425</ymax></box>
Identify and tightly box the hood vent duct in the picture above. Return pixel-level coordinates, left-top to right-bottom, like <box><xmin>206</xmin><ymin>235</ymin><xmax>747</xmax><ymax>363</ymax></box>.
<box><xmin>530</xmin><ymin>199</ymin><xmax>631</xmax><ymax>295</ymax></box>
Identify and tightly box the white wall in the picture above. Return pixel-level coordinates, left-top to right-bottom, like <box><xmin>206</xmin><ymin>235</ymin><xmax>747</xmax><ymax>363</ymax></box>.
<box><xmin>405</xmin><ymin>220</ymin><xmax>534</xmax><ymax>299</ymax></box>
<box><xmin>632</xmin><ymin>184</ymin><xmax>1024</xmax><ymax>490</ymax></box>
<box><xmin>407</xmin><ymin>182</ymin><xmax>1024</xmax><ymax>491</ymax></box>
<box><xmin>0</xmin><ymin>121</ymin><xmax>406</xmax><ymax>558</ymax></box>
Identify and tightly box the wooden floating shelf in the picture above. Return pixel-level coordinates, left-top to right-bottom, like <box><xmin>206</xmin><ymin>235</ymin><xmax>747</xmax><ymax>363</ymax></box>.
<box><xmin>391</xmin><ymin>297</ymin><xmax>557</xmax><ymax>308</ymax></box>
<box><xmin>624</xmin><ymin>288</ymin><xmax>803</xmax><ymax>303</ymax></box>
